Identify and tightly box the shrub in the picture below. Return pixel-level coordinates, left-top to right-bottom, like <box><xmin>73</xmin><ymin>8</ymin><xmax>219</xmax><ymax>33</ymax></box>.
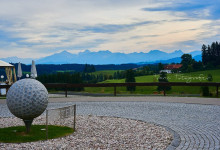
<box><xmin>157</xmin><ymin>72</ymin><xmax>171</xmax><ymax>92</ymax></box>
<box><xmin>207</xmin><ymin>74</ymin><xmax>213</xmax><ymax>82</ymax></box>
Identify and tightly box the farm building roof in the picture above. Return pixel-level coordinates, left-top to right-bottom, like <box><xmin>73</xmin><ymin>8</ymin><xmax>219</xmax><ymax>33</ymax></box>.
<box><xmin>164</xmin><ymin>64</ymin><xmax>182</xmax><ymax>70</ymax></box>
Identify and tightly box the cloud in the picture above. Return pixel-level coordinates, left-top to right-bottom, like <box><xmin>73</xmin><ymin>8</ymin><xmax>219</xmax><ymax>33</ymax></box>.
<box><xmin>80</xmin><ymin>21</ymin><xmax>154</xmax><ymax>33</ymax></box>
<box><xmin>0</xmin><ymin>0</ymin><xmax>219</xmax><ymax>58</ymax></box>
<box><xmin>175</xmin><ymin>40</ymin><xmax>201</xmax><ymax>48</ymax></box>
<box><xmin>142</xmin><ymin>3</ymin><xmax>207</xmax><ymax>12</ymax></box>
<box><xmin>142</xmin><ymin>1</ymin><xmax>220</xmax><ymax>20</ymax></box>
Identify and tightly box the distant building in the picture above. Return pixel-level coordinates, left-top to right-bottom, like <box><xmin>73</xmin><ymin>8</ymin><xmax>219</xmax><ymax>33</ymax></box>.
<box><xmin>160</xmin><ymin>64</ymin><xmax>182</xmax><ymax>74</ymax></box>
<box><xmin>160</xmin><ymin>69</ymin><xmax>172</xmax><ymax>74</ymax></box>
<box><xmin>164</xmin><ymin>64</ymin><xmax>182</xmax><ymax>70</ymax></box>
<box><xmin>132</xmin><ymin>68</ymin><xmax>138</xmax><ymax>71</ymax></box>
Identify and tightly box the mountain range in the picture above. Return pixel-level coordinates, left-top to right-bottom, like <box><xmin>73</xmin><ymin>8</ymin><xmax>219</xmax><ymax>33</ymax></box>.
<box><xmin>0</xmin><ymin>50</ymin><xmax>202</xmax><ymax>65</ymax></box>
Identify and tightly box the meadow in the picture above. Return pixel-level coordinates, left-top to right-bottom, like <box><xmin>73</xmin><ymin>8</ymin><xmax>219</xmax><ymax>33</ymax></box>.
<box><xmin>84</xmin><ymin>69</ymin><xmax>220</xmax><ymax>96</ymax></box>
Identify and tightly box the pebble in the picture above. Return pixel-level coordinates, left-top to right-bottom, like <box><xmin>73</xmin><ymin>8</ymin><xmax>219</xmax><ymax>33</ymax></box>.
<box><xmin>0</xmin><ymin>115</ymin><xmax>172</xmax><ymax>149</ymax></box>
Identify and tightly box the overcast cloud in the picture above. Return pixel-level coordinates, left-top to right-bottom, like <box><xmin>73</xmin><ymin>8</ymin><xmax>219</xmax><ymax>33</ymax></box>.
<box><xmin>0</xmin><ymin>0</ymin><xmax>219</xmax><ymax>58</ymax></box>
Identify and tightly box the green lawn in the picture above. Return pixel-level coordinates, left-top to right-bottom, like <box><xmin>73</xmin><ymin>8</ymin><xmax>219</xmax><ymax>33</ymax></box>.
<box><xmin>84</xmin><ymin>69</ymin><xmax>220</xmax><ymax>95</ymax></box>
<box><xmin>101</xmin><ymin>70</ymin><xmax>220</xmax><ymax>83</ymax></box>
<box><xmin>0</xmin><ymin>125</ymin><xmax>74</xmax><ymax>143</ymax></box>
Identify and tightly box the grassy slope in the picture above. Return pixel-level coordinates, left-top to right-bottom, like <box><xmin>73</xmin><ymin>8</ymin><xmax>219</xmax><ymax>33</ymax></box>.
<box><xmin>85</xmin><ymin>69</ymin><xmax>220</xmax><ymax>95</ymax></box>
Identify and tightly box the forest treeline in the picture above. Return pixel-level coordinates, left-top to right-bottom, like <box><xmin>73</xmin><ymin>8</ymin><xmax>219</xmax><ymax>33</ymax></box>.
<box><xmin>36</xmin><ymin>65</ymin><xmax>154</xmax><ymax>85</ymax></box>
<box><xmin>178</xmin><ymin>41</ymin><xmax>220</xmax><ymax>73</ymax></box>
<box><xmin>8</xmin><ymin>63</ymin><xmax>140</xmax><ymax>75</ymax></box>
<box><xmin>202</xmin><ymin>41</ymin><xmax>220</xmax><ymax>68</ymax></box>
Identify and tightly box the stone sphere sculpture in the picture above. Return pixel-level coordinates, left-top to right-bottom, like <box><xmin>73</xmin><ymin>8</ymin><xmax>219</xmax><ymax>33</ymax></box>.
<box><xmin>6</xmin><ymin>79</ymin><xmax>48</xmax><ymax>132</ymax></box>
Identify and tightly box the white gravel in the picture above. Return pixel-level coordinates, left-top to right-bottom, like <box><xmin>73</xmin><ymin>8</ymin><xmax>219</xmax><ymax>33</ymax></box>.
<box><xmin>0</xmin><ymin>115</ymin><xmax>172</xmax><ymax>150</ymax></box>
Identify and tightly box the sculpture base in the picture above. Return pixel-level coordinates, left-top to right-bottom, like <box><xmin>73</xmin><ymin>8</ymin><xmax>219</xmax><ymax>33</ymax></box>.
<box><xmin>23</xmin><ymin>119</ymin><xmax>33</xmax><ymax>133</ymax></box>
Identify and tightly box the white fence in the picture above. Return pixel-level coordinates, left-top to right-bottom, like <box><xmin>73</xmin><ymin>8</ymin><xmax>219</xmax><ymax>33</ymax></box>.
<box><xmin>45</xmin><ymin>104</ymin><xmax>76</xmax><ymax>140</ymax></box>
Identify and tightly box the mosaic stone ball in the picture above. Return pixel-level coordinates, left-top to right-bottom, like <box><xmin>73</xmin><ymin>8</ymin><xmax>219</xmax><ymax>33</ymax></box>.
<box><xmin>6</xmin><ymin>79</ymin><xmax>48</xmax><ymax>120</ymax></box>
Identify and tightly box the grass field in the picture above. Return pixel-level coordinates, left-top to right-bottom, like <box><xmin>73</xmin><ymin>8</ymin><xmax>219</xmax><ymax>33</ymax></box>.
<box><xmin>0</xmin><ymin>125</ymin><xmax>73</xmax><ymax>143</ymax></box>
<box><xmin>84</xmin><ymin>69</ymin><xmax>220</xmax><ymax>96</ymax></box>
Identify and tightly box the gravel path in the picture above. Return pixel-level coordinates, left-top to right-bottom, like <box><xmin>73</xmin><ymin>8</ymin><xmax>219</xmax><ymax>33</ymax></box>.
<box><xmin>1</xmin><ymin>96</ymin><xmax>220</xmax><ymax>149</ymax></box>
<box><xmin>0</xmin><ymin>116</ymin><xmax>172</xmax><ymax>149</ymax></box>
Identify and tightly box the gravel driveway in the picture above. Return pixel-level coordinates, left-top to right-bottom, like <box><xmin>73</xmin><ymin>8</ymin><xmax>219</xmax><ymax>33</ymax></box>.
<box><xmin>1</xmin><ymin>96</ymin><xmax>220</xmax><ymax>149</ymax></box>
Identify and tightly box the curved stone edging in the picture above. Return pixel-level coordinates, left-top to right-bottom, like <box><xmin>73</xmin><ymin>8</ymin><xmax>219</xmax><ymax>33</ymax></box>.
<box><xmin>161</xmin><ymin>125</ymin><xmax>181</xmax><ymax>150</ymax></box>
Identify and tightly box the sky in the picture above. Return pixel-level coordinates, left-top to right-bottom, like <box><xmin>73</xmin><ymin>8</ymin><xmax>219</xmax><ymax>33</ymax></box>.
<box><xmin>0</xmin><ymin>0</ymin><xmax>220</xmax><ymax>58</ymax></box>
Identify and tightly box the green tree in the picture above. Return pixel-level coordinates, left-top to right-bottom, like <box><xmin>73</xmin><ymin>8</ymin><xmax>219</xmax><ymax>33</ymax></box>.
<box><xmin>37</xmin><ymin>72</ymin><xmax>84</xmax><ymax>91</ymax></box>
<box><xmin>109</xmin><ymin>75</ymin><xmax>113</xmax><ymax>80</ymax></box>
<box><xmin>192</xmin><ymin>61</ymin><xmax>203</xmax><ymax>71</ymax></box>
<box><xmin>180</xmin><ymin>54</ymin><xmax>194</xmax><ymax>72</ymax></box>
<box><xmin>201</xmin><ymin>41</ymin><xmax>220</xmax><ymax>68</ymax></box>
<box><xmin>158</xmin><ymin>63</ymin><xmax>164</xmax><ymax>71</ymax></box>
<box><xmin>157</xmin><ymin>72</ymin><xmax>171</xmax><ymax>92</ymax></box>
<box><xmin>104</xmin><ymin>74</ymin><xmax>108</xmax><ymax>80</ymax></box>
<box><xmin>83</xmin><ymin>64</ymin><xmax>96</xmax><ymax>73</ymax></box>
<box><xmin>125</xmin><ymin>69</ymin><xmax>136</xmax><ymax>92</ymax></box>
<box><xmin>97</xmin><ymin>74</ymin><xmax>104</xmax><ymax>82</ymax></box>
<box><xmin>202</xmin><ymin>44</ymin><xmax>208</xmax><ymax>65</ymax></box>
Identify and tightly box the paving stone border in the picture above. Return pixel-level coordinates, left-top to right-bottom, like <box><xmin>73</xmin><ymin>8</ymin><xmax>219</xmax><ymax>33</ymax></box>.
<box><xmin>162</xmin><ymin>125</ymin><xmax>181</xmax><ymax>150</ymax></box>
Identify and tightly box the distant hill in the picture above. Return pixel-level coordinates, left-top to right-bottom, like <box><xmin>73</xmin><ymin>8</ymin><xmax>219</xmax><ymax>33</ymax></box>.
<box><xmin>0</xmin><ymin>49</ymin><xmax>201</xmax><ymax>65</ymax></box>
<box><xmin>36</xmin><ymin>50</ymin><xmax>185</xmax><ymax>64</ymax></box>
<box><xmin>7</xmin><ymin>53</ymin><xmax>201</xmax><ymax>75</ymax></box>
<box><xmin>138</xmin><ymin>54</ymin><xmax>202</xmax><ymax>64</ymax></box>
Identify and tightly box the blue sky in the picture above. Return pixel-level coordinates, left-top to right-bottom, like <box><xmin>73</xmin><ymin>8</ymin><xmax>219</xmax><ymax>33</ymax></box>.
<box><xmin>0</xmin><ymin>0</ymin><xmax>220</xmax><ymax>58</ymax></box>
